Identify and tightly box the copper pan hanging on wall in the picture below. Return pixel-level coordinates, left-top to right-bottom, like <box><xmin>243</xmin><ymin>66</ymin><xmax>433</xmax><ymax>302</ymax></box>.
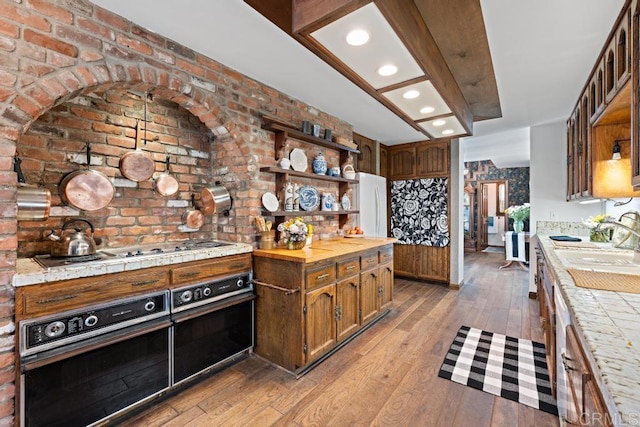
<box><xmin>119</xmin><ymin>93</ymin><xmax>155</xmax><ymax>182</ymax></box>
<box><xmin>59</xmin><ymin>143</ymin><xmax>115</xmax><ymax>212</ymax></box>
<box><xmin>14</xmin><ymin>154</ymin><xmax>51</xmax><ymax>221</ymax></box>
<box><xmin>154</xmin><ymin>156</ymin><xmax>179</xmax><ymax>197</ymax></box>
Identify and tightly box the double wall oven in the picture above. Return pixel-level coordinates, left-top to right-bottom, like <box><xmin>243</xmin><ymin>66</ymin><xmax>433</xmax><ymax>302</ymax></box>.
<box><xmin>18</xmin><ymin>241</ymin><xmax>254</xmax><ymax>427</ymax></box>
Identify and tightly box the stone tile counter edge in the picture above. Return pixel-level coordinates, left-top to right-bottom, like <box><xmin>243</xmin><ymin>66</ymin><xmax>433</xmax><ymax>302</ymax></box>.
<box><xmin>13</xmin><ymin>243</ymin><xmax>254</xmax><ymax>287</ymax></box>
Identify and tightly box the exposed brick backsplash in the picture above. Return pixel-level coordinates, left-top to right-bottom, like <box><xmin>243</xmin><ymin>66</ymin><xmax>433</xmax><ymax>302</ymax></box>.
<box><xmin>0</xmin><ymin>0</ymin><xmax>355</xmax><ymax>423</ymax></box>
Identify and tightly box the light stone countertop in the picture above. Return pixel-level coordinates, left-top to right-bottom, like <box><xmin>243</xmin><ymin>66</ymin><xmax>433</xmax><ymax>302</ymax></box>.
<box><xmin>536</xmin><ymin>232</ymin><xmax>640</xmax><ymax>426</ymax></box>
<box><xmin>13</xmin><ymin>242</ymin><xmax>254</xmax><ymax>287</ymax></box>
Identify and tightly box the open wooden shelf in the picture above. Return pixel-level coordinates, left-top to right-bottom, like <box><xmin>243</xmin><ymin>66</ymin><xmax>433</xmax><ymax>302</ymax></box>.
<box><xmin>260</xmin><ymin>166</ymin><xmax>358</xmax><ymax>183</ymax></box>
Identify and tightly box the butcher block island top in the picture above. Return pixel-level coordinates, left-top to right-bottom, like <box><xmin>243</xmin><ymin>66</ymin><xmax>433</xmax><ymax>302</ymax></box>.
<box><xmin>253</xmin><ymin>237</ymin><xmax>396</xmax><ymax>263</ymax></box>
<box><xmin>253</xmin><ymin>237</ymin><xmax>395</xmax><ymax>375</ymax></box>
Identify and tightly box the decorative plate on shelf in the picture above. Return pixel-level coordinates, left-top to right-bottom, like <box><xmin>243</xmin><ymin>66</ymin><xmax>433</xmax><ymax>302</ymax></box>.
<box><xmin>341</xmin><ymin>193</ymin><xmax>351</xmax><ymax>211</ymax></box>
<box><xmin>299</xmin><ymin>186</ymin><xmax>320</xmax><ymax>211</ymax></box>
<box><xmin>290</xmin><ymin>148</ymin><xmax>307</xmax><ymax>172</ymax></box>
<box><xmin>261</xmin><ymin>192</ymin><xmax>279</xmax><ymax>212</ymax></box>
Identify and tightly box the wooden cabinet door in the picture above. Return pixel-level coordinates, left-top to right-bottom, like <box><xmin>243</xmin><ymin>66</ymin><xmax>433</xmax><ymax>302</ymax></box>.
<box><xmin>633</xmin><ymin>1</ymin><xmax>640</xmax><ymax>188</ymax></box>
<box><xmin>417</xmin><ymin>246</ymin><xmax>450</xmax><ymax>283</ymax></box>
<box><xmin>388</xmin><ymin>145</ymin><xmax>416</xmax><ymax>179</ymax></box>
<box><xmin>378</xmin><ymin>262</ymin><xmax>393</xmax><ymax>310</ymax></box>
<box><xmin>360</xmin><ymin>269</ymin><xmax>379</xmax><ymax>325</ymax></box>
<box><xmin>336</xmin><ymin>276</ymin><xmax>360</xmax><ymax>342</ymax></box>
<box><xmin>393</xmin><ymin>244</ymin><xmax>415</xmax><ymax>278</ymax></box>
<box><xmin>305</xmin><ymin>284</ymin><xmax>336</xmax><ymax>363</ymax></box>
<box><xmin>354</xmin><ymin>132</ymin><xmax>376</xmax><ymax>174</ymax></box>
<box><xmin>379</xmin><ymin>144</ymin><xmax>388</xmax><ymax>177</ymax></box>
<box><xmin>416</xmin><ymin>141</ymin><xmax>449</xmax><ymax>177</ymax></box>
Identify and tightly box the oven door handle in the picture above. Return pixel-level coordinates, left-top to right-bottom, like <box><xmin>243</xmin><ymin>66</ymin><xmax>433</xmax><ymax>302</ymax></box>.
<box><xmin>21</xmin><ymin>316</ymin><xmax>172</xmax><ymax>372</ymax></box>
<box><xmin>171</xmin><ymin>293</ymin><xmax>255</xmax><ymax>324</ymax></box>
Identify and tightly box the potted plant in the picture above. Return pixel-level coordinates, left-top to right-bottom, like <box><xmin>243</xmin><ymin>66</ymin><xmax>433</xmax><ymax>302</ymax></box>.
<box><xmin>504</xmin><ymin>203</ymin><xmax>530</xmax><ymax>232</ymax></box>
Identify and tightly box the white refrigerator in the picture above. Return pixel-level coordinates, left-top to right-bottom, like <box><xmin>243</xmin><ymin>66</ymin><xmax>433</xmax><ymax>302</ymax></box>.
<box><xmin>353</xmin><ymin>172</ymin><xmax>388</xmax><ymax>237</ymax></box>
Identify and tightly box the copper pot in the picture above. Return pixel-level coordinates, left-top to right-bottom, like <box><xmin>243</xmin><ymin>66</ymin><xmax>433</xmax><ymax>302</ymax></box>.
<box><xmin>119</xmin><ymin>120</ymin><xmax>155</xmax><ymax>182</ymax></box>
<box><xmin>59</xmin><ymin>144</ymin><xmax>114</xmax><ymax>212</ymax></box>
<box><xmin>154</xmin><ymin>156</ymin><xmax>179</xmax><ymax>197</ymax></box>
<box><xmin>200</xmin><ymin>184</ymin><xmax>231</xmax><ymax>215</ymax></box>
<box><xmin>182</xmin><ymin>193</ymin><xmax>204</xmax><ymax>230</ymax></box>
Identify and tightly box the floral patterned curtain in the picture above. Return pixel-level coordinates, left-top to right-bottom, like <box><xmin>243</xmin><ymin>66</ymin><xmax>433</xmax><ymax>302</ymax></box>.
<box><xmin>390</xmin><ymin>178</ymin><xmax>449</xmax><ymax>246</ymax></box>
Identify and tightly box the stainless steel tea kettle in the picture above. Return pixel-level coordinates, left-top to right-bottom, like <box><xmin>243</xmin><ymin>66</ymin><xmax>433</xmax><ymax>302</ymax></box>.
<box><xmin>48</xmin><ymin>218</ymin><xmax>99</xmax><ymax>257</ymax></box>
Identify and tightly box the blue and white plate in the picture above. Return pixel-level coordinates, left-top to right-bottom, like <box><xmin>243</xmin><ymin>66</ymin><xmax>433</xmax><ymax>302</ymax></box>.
<box><xmin>341</xmin><ymin>193</ymin><xmax>351</xmax><ymax>211</ymax></box>
<box><xmin>299</xmin><ymin>186</ymin><xmax>320</xmax><ymax>211</ymax></box>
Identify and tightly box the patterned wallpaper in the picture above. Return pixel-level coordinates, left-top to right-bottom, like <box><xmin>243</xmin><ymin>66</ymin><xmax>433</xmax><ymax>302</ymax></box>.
<box><xmin>465</xmin><ymin>160</ymin><xmax>530</xmax><ymax>232</ymax></box>
<box><xmin>465</xmin><ymin>160</ymin><xmax>530</xmax><ymax>206</ymax></box>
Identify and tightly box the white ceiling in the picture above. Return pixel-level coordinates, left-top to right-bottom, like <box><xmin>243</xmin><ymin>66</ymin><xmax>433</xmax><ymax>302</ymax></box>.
<box><xmin>90</xmin><ymin>0</ymin><xmax>624</xmax><ymax>168</ymax></box>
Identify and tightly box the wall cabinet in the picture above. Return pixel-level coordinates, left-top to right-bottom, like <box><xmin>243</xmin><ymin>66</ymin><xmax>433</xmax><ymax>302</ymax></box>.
<box><xmin>253</xmin><ymin>242</ymin><xmax>393</xmax><ymax>374</ymax></box>
<box><xmin>388</xmin><ymin>141</ymin><xmax>450</xmax><ymax>179</ymax></box>
<box><xmin>379</xmin><ymin>144</ymin><xmax>388</xmax><ymax>178</ymax></box>
<box><xmin>260</xmin><ymin>116</ymin><xmax>360</xmax><ymax>233</ymax></box>
<box><xmin>354</xmin><ymin>132</ymin><xmax>376</xmax><ymax>174</ymax></box>
<box><xmin>568</xmin><ymin>0</ymin><xmax>640</xmax><ymax>198</ymax></box>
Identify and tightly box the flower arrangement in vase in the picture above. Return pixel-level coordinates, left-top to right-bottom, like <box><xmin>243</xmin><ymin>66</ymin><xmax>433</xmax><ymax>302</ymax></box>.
<box><xmin>582</xmin><ymin>214</ymin><xmax>616</xmax><ymax>242</ymax></box>
<box><xmin>504</xmin><ymin>203</ymin><xmax>530</xmax><ymax>232</ymax></box>
<box><xmin>277</xmin><ymin>217</ymin><xmax>309</xmax><ymax>249</ymax></box>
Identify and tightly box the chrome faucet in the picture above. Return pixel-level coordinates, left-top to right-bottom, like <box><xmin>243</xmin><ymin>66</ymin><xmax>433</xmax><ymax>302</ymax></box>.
<box><xmin>596</xmin><ymin>214</ymin><xmax>640</xmax><ymax>257</ymax></box>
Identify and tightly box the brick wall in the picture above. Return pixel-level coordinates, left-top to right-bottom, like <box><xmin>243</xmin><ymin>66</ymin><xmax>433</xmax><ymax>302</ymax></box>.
<box><xmin>0</xmin><ymin>0</ymin><xmax>354</xmax><ymax>423</ymax></box>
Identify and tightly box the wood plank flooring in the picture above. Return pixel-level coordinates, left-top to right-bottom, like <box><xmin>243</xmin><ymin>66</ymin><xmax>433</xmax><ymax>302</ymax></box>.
<box><xmin>122</xmin><ymin>252</ymin><xmax>558</xmax><ymax>427</ymax></box>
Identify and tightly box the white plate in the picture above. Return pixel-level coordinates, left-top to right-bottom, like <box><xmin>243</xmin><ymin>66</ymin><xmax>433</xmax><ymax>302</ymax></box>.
<box><xmin>344</xmin><ymin>234</ymin><xmax>365</xmax><ymax>238</ymax></box>
<box><xmin>299</xmin><ymin>185</ymin><xmax>319</xmax><ymax>211</ymax></box>
<box><xmin>290</xmin><ymin>148</ymin><xmax>307</xmax><ymax>172</ymax></box>
<box><xmin>261</xmin><ymin>192</ymin><xmax>279</xmax><ymax>212</ymax></box>
<box><xmin>341</xmin><ymin>193</ymin><xmax>351</xmax><ymax>211</ymax></box>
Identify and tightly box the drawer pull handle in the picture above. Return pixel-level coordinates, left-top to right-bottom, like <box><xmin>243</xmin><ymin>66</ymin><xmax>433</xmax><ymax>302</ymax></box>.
<box><xmin>316</xmin><ymin>273</ymin><xmax>329</xmax><ymax>280</ymax></box>
<box><xmin>37</xmin><ymin>294</ymin><xmax>77</xmax><ymax>304</ymax></box>
<box><xmin>132</xmin><ymin>280</ymin><xmax>158</xmax><ymax>287</ymax></box>
<box><xmin>346</xmin><ymin>266</ymin><xmax>356</xmax><ymax>270</ymax></box>
<box><xmin>179</xmin><ymin>272</ymin><xmax>199</xmax><ymax>279</ymax></box>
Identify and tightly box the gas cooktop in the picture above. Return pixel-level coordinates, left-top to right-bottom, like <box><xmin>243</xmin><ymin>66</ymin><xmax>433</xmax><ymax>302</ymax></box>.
<box><xmin>33</xmin><ymin>240</ymin><xmax>234</xmax><ymax>269</ymax></box>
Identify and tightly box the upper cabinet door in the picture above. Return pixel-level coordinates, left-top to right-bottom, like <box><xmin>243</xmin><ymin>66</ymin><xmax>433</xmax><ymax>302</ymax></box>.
<box><xmin>416</xmin><ymin>141</ymin><xmax>450</xmax><ymax>177</ymax></box>
<box><xmin>379</xmin><ymin>144</ymin><xmax>388</xmax><ymax>178</ymax></box>
<box><xmin>388</xmin><ymin>145</ymin><xmax>416</xmax><ymax>179</ymax></box>
<box><xmin>354</xmin><ymin>132</ymin><xmax>376</xmax><ymax>174</ymax></box>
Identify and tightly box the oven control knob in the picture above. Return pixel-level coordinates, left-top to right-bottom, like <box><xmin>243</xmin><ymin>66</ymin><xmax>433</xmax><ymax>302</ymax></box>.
<box><xmin>202</xmin><ymin>287</ymin><xmax>212</xmax><ymax>297</ymax></box>
<box><xmin>44</xmin><ymin>321</ymin><xmax>66</xmax><ymax>338</ymax></box>
<box><xmin>144</xmin><ymin>300</ymin><xmax>156</xmax><ymax>312</ymax></box>
<box><xmin>84</xmin><ymin>315</ymin><xmax>98</xmax><ymax>327</ymax></box>
<box><xmin>180</xmin><ymin>290</ymin><xmax>193</xmax><ymax>303</ymax></box>
<box><xmin>236</xmin><ymin>278</ymin><xmax>244</xmax><ymax>288</ymax></box>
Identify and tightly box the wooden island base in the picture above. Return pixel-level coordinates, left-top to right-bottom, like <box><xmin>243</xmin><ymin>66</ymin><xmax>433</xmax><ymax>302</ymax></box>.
<box><xmin>252</xmin><ymin>238</ymin><xmax>395</xmax><ymax>375</ymax></box>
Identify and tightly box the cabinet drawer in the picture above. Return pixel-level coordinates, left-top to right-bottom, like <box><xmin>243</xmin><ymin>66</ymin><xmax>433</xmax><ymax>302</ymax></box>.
<box><xmin>379</xmin><ymin>246</ymin><xmax>393</xmax><ymax>264</ymax></box>
<box><xmin>361</xmin><ymin>252</ymin><xmax>378</xmax><ymax>270</ymax></box>
<box><xmin>306</xmin><ymin>263</ymin><xmax>336</xmax><ymax>289</ymax></box>
<box><xmin>171</xmin><ymin>254</ymin><xmax>252</xmax><ymax>285</ymax></box>
<box><xmin>337</xmin><ymin>257</ymin><xmax>360</xmax><ymax>279</ymax></box>
<box><xmin>17</xmin><ymin>268</ymin><xmax>169</xmax><ymax>319</ymax></box>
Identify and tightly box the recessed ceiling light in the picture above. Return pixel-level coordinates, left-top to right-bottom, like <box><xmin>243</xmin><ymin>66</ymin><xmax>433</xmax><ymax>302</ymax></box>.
<box><xmin>442</xmin><ymin>129</ymin><xmax>454</xmax><ymax>135</ymax></box>
<box><xmin>420</xmin><ymin>106</ymin><xmax>435</xmax><ymax>114</ymax></box>
<box><xmin>346</xmin><ymin>29</ymin><xmax>370</xmax><ymax>46</ymax></box>
<box><xmin>377</xmin><ymin>64</ymin><xmax>398</xmax><ymax>76</ymax></box>
<box><xmin>432</xmin><ymin>119</ymin><xmax>447</xmax><ymax>127</ymax></box>
<box><xmin>403</xmin><ymin>90</ymin><xmax>420</xmax><ymax>99</ymax></box>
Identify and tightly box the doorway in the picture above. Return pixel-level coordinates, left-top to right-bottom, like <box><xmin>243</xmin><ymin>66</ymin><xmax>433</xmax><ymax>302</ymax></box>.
<box><xmin>477</xmin><ymin>180</ymin><xmax>508</xmax><ymax>251</ymax></box>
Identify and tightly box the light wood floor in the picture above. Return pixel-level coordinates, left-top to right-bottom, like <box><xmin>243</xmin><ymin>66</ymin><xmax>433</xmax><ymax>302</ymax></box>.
<box><xmin>122</xmin><ymin>252</ymin><xmax>558</xmax><ymax>427</ymax></box>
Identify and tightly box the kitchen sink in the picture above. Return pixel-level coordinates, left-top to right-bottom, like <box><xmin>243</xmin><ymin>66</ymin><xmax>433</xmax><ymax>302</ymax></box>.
<box><xmin>554</xmin><ymin>248</ymin><xmax>640</xmax><ymax>274</ymax></box>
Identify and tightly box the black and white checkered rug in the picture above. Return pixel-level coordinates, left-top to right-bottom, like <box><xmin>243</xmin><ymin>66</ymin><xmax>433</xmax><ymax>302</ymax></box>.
<box><xmin>438</xmin><ymin>325</ymin><xmax>558</xmax><ymax>415</ymax></box>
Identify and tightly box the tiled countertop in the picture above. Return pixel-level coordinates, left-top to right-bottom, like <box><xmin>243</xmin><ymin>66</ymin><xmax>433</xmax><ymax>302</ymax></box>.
<box><xmin>13</xmin><ymin>242</ymin><xmax>254</xmax><ymax>287</ymax></box>
<box><xmin>536</xmin><ymin>233</ymin><xmax>640</xmax><ymax>426</ymax></box>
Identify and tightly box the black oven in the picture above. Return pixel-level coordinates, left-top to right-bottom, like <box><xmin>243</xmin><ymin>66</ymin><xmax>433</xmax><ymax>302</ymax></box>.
<box><xmin>171</xmin><ymin>272</ymin><xmax>254</xmax><ymax>385</ymax></box>
<box><xmin>19</xmin><ymin>291</ymin><xmax>171</xmax><ymax>427</ymax></box>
